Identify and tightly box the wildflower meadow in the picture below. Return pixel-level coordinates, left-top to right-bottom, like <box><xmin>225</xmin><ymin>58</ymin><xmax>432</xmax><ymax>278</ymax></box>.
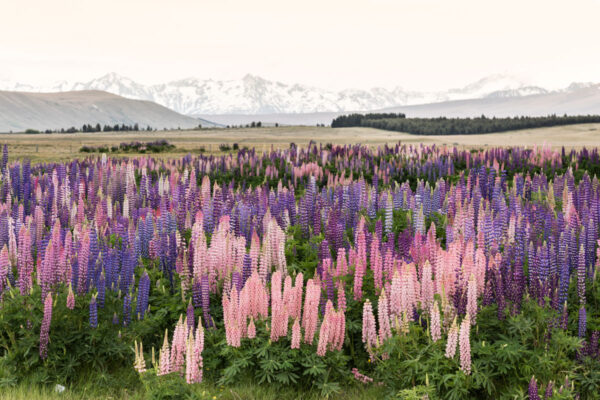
<box><xmin>0</xmin><ymin>142</ymin><xmax>599</xmax><ymax>399</ymax></box>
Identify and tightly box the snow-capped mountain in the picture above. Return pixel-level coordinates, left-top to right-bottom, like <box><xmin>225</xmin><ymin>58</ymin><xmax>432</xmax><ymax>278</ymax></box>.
<box><xmin>0</xmin><ymin>73</ymin><xmax>588</xmax><ymax>116</ymax></box>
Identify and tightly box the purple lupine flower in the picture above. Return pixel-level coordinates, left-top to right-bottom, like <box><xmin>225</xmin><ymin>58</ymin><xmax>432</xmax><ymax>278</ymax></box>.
<box><xmin>577</xmin><ymin>244</ymin><xmax>586</xmax><ymax>305</ymax></box>
<box><xmin>123</xmin><ymin>291</ymin><xmax>132</xmax><ymax>327</ymax></box>
<box><xmin>136</xmin><ymin>271</ymin><xmax>150</xmax><ymax>320</ymax></box>
<box><xmin>187</xmin><ymin>300</ymin><xmax>195</xmax><ymax>333</ymax></box>
<box><xmin>201</xmin><ymin>274</ymin><xmax>212</xmax><ymax>327</ymax></box>
<box><xmin>89</xmin><ymin>295</ymin><xmax>98</xmax><ymax>328</ymax></box>
<box><xmin>579</xmin><ymin>306</ymin><xmax>587</xmax><ymax>338</ymax></box>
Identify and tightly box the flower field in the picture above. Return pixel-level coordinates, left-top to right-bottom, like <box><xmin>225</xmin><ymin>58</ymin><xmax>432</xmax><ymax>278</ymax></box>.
<box><xmin>0</xmin><ymin>141</ymin><xmax>599</xmax><ymax>399</ymax></box>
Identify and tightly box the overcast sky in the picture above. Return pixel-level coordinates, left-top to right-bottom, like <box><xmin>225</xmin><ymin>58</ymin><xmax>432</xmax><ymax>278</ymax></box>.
<box><xmin>1</xmin><ymin>0</ymin><xmax>599</xmax><ymax>91</ymax></box>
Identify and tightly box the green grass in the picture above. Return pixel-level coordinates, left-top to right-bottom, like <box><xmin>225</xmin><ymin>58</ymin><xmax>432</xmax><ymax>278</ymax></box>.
<box><xmin>1</xmin><ymin>378</ymin><xmax>387</xmax><ymax>400</ymax></box>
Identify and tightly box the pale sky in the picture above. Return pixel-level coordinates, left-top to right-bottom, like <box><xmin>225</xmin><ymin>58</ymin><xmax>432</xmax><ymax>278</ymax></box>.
<box><xmin>1</xmin><ymin>0</ymin><xmax>599</xmax><ymax>91</ymax></box>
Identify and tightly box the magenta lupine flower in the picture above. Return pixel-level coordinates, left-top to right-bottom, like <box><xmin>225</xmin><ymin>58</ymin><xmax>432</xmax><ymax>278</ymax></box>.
<box><xmin>445</xmin><ymin>318</ymin><xmax>458</xmax><ymax>359</ymax></box>
<box><xmin>77</xmin><ymin>230</ymin><xmax>90</xmax><ymax>295</ymax></box>
<box><xmin>362</xmin><ymin>299</ymin><xmax>377</xmax><ymax>353</ymax></box>
<box><xmin>291</xmin><ymin>318</ymin><xmax>301</xmax><ymax>349</ymax></box>
<box><xmin>0</xmin><ymin>245</ymin><xmax>9</xmax><ymax>295</ymax></box>
<box><xmin>430</xmin><ymin>300</ymin><xmax>441</xmax><ymax>342</ymax></box>
<box><xmin>459</xmin><ymin>314</ymin><xmax>471</xmax><ymax>374</ymax></box>
<box><xmin>39</xmin><ymin>293</ymin><xmax>53</xmax><ymax>360</ymax></box>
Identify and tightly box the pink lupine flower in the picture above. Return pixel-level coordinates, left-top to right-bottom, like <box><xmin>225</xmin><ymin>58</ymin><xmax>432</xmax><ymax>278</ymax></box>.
<box><xmin>158</xmin><ymin>330</ymin><xmax>171</xmax><ymax>376</ymax></box>
<box><xmin>247</xmin><ymin>317</ymin><xmax>256</xmax><ymax>339</ymax></box>
<box><xmin>430</xmin><ymin>300</ymin><xmax>442</xmax><ymax>342</ymax></box>
<box><xmin>466</xmin><ymin>274</ymin><xmax>478</xmax><ymax>325</ymax></box>
<box><xmin>362</xmin><ymin>299</ymin><xmax>377</xmax><ymax>352</ymax></box>
<box><xmin>39</xmin><ymin>293</ymin><xmax>53</xmax><ymax>359</ymax></box>
<box><xmin>420</xmin><ymin>261</ymin><xmax>434</xmax><ymax>311</ymax></box>
<box><xmin>377</xmin><ymin>290</ymin><xmax>391</xmax><ymax>343</ymax></box>
<box><xmin>445</xmin><ymin>318</ymin><xmax>458</xmax><ymax>359</ymax></box>
<box><xmin>170</xmin><ymin>316</ymin><xmax>187</xmax><ymax>374</ymax></box>
<box><xmin>351</xmin><ymin>368</ymin><xmax>373</xmax><ymax>384</ymax></box>
<box><xmin>335</xmin><ymin>248</ymin><xmax>348</xmax><ymax>277</ymax></box>
<box><xmin>316</xmin><ymin>318</ymin><xmax>330</xmax><ymax>356</ymax></box>
<box><xmin>302</xmin><ymin>278</ymin><xmax>321</xmax><ymax>344</ymax></box>
<box><xmin>194</xmin><ymin>319</ymin><xmax>205</xmax><ymax>354</ymax></box>
<box><xmin>459</xmin><ymin>314</ymin><xmax>471</xmax><ymax>374</ymax></box>
<box><xmin>291</xmin><ymin>318</ymin><xmax>301</xmax><ymax>349</ymax></box>
<box><xmin>337</xmin><ymin>281</ymin><xmax>347</xmax><ymax>313</ymax></box>
<box><xmin>223</xmin><ymin>286</ymin><xmax>242</xmax><ymax>347</ymax></box>
<box><xmin>186</xmin><ymin>332</ymin><xmax>202</xmax><ymax>384</ymax></box>
<box><xmin>66</xmin><ymin>284</ymin><xmax>75</xmax><ymax>310</ymax></box>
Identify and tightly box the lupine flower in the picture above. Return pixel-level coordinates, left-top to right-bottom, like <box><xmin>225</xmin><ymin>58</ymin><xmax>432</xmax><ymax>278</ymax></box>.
<box><xmin>247</xmin><ymin>317</ymin><xmax>256</xmax><ymax>339</ymax></box>
<box><xmin>362</xmin><ymin>299</ymin><xmax>377</xmax><ymax>353</ymax></box>
<box><xmin>377</xmin><ymin>290</ymin><xmax>391</xmax><ymax>343</ymax></box>
<box><xmin>445</xmin><ymin>318</ymin><xmax>458</xmax><ymax>359</ymax></box>
<box><xmin>351</xmin><ymin>368</ymin><xmax>373</xmax><ymax>384</ymax></box>
<box><xmin>529</xmin><ymin>376</ymin><xmax>541</xmax><ymax>400</ymax></box>
<box><xmin>39</xmin><ymin>293</ymin><xmax>53</xmax><ymax>359</ymax></box>
<box><xmin>89</xmin><ymin>294</ymin><xmax>98</xmax><ymax>328</ymax></box>
<box><xmin>134</xmin><ymin>340</ymin><xmax>146</xmax><ymax>373</ymax></box>
<box><xmin>291</xmin><ymin>318</ymin><xmax>301</xmax><ymax>349</ymax></box>
<box><xmin>66</xmin><ymin>284</ymin><xmax>75</xmax><ymax>310</ymax></box>
<box><xmin>430</xmin><ymin>300</ymin><xmax>441</xmax><ymax>342</ymax></box>
<box><xmin>158</xmin><ymin>330</ymin><xmax>171</xmax><ymax>376</ymax></box>
<box><xmin>459</xmin><ymin>314</ymin><xmax>471</xmax><ymax>374</ymax></box>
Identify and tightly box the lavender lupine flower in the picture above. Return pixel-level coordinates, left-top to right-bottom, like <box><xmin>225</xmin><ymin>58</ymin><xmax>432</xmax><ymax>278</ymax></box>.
<box><xmin>89</xmin><ymin>295</ymin><xmax>98</xmax><ymax>328</ymax></box>
<box><xmin>39</xmin><ymin>293</ymin><xmax>53</xmax><ymax>359</ymax></box>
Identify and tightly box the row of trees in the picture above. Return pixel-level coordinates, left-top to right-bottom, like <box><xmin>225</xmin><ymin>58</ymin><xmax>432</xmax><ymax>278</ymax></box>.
<box><xmin>331</xmin><ymin>113</ymin><xmax>600</xmax><ymax>135</ymax></box>
<box><xmin>331</xmin><ymin>113</ymin><xmax>406</xmax><ymax>128</ymax></box>
<box><xmin>25</xmin><ymin>123</ymin><xmax>156</xmax><ymax>134</ymax></box>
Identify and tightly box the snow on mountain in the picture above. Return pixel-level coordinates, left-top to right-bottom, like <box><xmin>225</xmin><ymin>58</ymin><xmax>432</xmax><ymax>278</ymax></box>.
<box><xmin>0</xmin><ymin>73</ymin><xmax>591</xmax><ymax>116</ymax></box>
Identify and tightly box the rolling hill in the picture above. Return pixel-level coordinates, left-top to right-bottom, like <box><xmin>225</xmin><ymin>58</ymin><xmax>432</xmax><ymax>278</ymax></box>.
<box><xmin>0</xmin><ymin>90</ymin><xmax>219</xmax><ymax>133</ymax></box>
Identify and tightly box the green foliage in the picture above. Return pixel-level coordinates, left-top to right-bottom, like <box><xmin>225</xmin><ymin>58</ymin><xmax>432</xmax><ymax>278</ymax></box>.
<box><xmin>368</xmin><ymin>300</ymin><xmax>596</xmax><ymax>400</ymax></box>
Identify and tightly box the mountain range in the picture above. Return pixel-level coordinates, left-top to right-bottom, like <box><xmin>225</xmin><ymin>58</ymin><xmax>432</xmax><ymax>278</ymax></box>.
<box><xmin>2</xmin><ymin>73</ymin><xmax>593</xmax><ymax>116</ymax></box>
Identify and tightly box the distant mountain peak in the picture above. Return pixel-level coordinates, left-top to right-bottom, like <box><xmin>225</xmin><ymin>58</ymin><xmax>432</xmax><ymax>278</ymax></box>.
<box><xmin>0</xmin><ymin>73</ymin><xmax>588</xmax><ymax>116</ymax></box>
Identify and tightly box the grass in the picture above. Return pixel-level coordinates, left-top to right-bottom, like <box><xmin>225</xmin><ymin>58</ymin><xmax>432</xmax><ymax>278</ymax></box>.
<box><xmin>1</xmin><ymin>379</ymin><xmax>386</xmax><ymax>400</ymax></box>
<box><xmin>0</xmin><ymin>123</ymin><xmax>598</xmax><ymax>162</ymax></box>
